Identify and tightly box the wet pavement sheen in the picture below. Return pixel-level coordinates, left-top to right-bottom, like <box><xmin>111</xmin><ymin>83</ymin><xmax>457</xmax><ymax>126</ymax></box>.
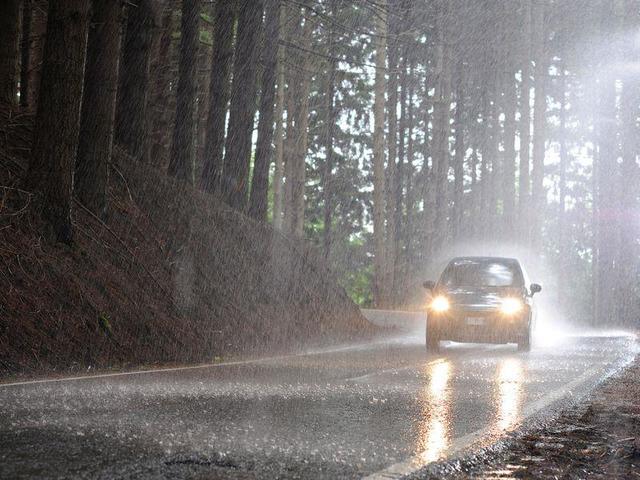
<box><xmin>0</xmin><ymin>333</ymin><xmax>636</xmax><ymax>479</ymax></box>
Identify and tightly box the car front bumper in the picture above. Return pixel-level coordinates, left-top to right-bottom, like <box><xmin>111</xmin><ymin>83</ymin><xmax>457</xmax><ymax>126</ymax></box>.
<box><xmin>428</xmin><ymin>308</ymin><xmax>529</xmax><ymax>344</ymax></box>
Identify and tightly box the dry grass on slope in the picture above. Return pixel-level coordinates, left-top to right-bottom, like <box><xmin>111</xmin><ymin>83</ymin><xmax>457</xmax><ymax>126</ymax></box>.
<box><xmin>0</xmin><ymin>107</ymin><xmax>373</xmax><ymax>375</ymax></box>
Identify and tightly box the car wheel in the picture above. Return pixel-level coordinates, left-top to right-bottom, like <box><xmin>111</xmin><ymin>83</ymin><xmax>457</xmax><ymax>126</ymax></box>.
<box><xmin>426</xmin><ymin>327</ymin><xmax>440</xmax><ymax>353</ymax></box>
<box><xmin>517</xmin><ymin>330</ymin><xmax>531</xmax><ymax>352</ymax></box>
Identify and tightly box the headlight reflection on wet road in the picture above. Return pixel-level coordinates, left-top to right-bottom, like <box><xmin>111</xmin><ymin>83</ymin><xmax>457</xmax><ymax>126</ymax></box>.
<box><xmin>416</xmin><ymin>356</ymin><xmax>524</xmax><ymax>467</ymax></box>
<box><xmin>495</xmin><ymin>358</ymin><xmax>524</xmax><ymax>431</ymax></box>
<box><xmin>418</xmin><ymin>359</ymin><xmax>452</xmax><ymax>463</ymax></box>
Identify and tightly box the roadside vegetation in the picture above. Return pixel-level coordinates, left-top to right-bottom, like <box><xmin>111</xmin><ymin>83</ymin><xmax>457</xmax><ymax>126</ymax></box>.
<box><xmin>0</xmin><ymin>0</ymin><xmax>638</xmax><ymax>369</ymax></box>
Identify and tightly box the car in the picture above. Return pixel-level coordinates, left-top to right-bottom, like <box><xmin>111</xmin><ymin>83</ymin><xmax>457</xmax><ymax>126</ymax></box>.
<box><xmin>423</xmin><ymin>256</ymin><xmax>542</xmax><ymax>352</ymax></box>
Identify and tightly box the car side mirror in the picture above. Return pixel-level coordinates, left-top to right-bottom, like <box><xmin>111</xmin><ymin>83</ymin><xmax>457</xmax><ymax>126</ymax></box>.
<box><xmin>530</xmin><ymin>283</ymin><xmax>542</xmax><ymax>295</ymax></box>
<box><xmin>423</xmin><ymin>280</ymin><xmax>435</xmax><ymax>291</ymax></box>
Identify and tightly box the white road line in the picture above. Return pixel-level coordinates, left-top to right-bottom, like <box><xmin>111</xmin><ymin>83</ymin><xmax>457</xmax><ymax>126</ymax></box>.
<box><xmin>346</xmin><ymin>363</ymin><xmax>438</xmax><ymax>383</ymax></box>
<box><xmin>0</xmin><ymin>338</ymin><xmax>401</xmax><ymax>389</ymax></box>
<box><xmin>346</xmin><ymin>344</ymin><xmax>503</xmax><ymax>383</ymax></box>
<box><xmin>363</xmin><ymin>355</ymin><xmax>634</xmax><ymax>480</ymax></box>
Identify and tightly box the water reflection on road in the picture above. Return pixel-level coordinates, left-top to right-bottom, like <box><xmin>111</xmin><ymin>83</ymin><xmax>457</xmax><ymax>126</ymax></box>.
<box><xmin>418</xmin><ymin>359</ymin><xmax>452</xmax><ymax>463</ymax></box>
<box><xmin>416</xmin><ymin>354</ymin><xmax>525</xmax><ymax>463</ymax></box>
<box><xmin>0</xmin><ymin>334</ymin><xmax>634</xmax><ymax>480</ymax></box>
<box><xmin>496</xmin><ymin>358</ymin><xmax>524</xmax><ymax>431</ymax></box>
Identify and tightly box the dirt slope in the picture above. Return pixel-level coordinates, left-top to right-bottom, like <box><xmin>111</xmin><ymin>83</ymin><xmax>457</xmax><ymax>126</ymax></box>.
<box><xmin>0</xmin><ymin>108</ymin><xmax>373</xmax><ymax>374</ymax></box>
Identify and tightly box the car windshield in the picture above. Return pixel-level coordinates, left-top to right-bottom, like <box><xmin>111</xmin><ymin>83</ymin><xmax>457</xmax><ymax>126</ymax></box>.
<box><xmin>440</xmin><ymin>259</ymin><xmax>523</xmax><ymax>288</ymax></box>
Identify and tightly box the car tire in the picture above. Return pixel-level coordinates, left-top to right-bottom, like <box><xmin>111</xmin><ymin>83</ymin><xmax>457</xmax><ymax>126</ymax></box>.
<box><xmin>426</xmin><ymin>327</ymin><xmax>440</xmax><ymax>353</ymax></box>
<box><xmin>517</xmin><ymin>330</ymin><xmax>531</xmax><ymax>352</ymax></box>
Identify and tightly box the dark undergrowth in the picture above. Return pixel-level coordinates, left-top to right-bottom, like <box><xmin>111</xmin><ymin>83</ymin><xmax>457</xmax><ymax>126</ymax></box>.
<box><xmin>0</xmin><ymin>105</ymin><xmax>374</xmax><ymax>375</ymax></box>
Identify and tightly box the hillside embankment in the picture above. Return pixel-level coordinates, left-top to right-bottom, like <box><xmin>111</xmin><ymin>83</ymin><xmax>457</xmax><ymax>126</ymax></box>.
<box><xmin>0</xmin><ymin>107</ymin><xmax>374</xmax><ymax>375</ymax></box>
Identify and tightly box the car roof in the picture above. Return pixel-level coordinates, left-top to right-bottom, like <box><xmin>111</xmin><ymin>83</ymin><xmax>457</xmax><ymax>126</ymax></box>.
<box><xmin>448</xmin><ymin>256</ymin><xmax>521</xmax><ymax>264</ymax></box>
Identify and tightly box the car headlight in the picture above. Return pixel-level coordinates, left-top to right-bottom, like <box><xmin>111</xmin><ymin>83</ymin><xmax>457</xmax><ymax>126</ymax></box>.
<box><xmin>430</xmin><ymin>295</ymin><xmax>450</xmax><ymax>313</ymax></box>
<box><xmin>500</xmin><ymin>297</ymin><xmax>523</xmax><ymax>315</ymax></box>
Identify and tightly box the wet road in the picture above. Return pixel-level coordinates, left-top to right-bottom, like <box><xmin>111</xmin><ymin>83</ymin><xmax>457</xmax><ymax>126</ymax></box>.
<box><xmin>0</xmin><ymin>332</ymin><xmax>636</xmax><ymax>479</ymax></box>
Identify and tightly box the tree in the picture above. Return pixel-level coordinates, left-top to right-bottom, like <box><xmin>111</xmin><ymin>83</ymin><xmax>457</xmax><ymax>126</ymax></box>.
<box><xmin>19</xmin><ymin>0</ymin><xmax>33</xmax><ymax>108</ymax></box>
<box><xmin>201</xmin><ymin>0</ymin><xmax>235</xmax><ymax>194</ymax></box>
<box><xmin>272</xmin><ymin>5</ymin><xmax>287</xmax><ymax>229</ymax></box>
<box><xmin>595</xmin><ymin>0</ymin><xmax>624</xmax><ymax>325</ymax></box>
<box><xmin>616</xmin><ymin>0</ymin><xmax>640</xmax><ymax>325</ymax></box>
<box><xmin>26</xmin><ymin>2</ymin><xmax>48</xmax><ymax>111</ymax></box>
<box><xmin>249</xmin><ymin>0</ymin><xmax>280</xmax><ymax>221</ymax></box>
<box><xmin>530</xmin><ymin>0</ymin><xmax>547</xmax><ymax>250</ymax></box>
<box><xmin>25</xmin><ymin>0</ymin><xmax>89</xmax><ymax>244</ymax></box>
<box><xmin>321</xmin><ymin>0</ymin><xmax>339</xmax><ymax>258</ymax></box>
<box><xmin>402</xmin><ymin>58</ymin><xmax>417</xmax><ymax>277</ymax></box>
<box><xmin>115</xmin><ymin>0</ymin><xmax>157</xmax><ymax>162</ymax></box>
<box><xmin>518</xmin><ymin>0</ymin><xmax>532</xmax><ymax>241</ymax></box>
<box><xmin>168</xmin><ymin>0</ymin><xmax>201</xmax><ymax>183</ymax></box>
<box><xmin>221</xmin><ymin>0</ymin><xmax>263</xmax><ymax>209</ymax></box>
<box><xmin>287</xmin><ymin>13</ymin><xmax>313</xmax><ymax>237</ymax></box>
<box><xmin>372</xmin><ymin>0</ymin><xmax>388</xmax><ymax>307</ymax></box>
<box><xmin>75</xmin><ymin>0</ymin><xmax>123</xmax><ymax>218</ymax></box>
<box><xmin>452</xmin><ymin>64</ymin><xmax>465</xmax><ymax>239</ymax></box>
<box><xmin>385</xmin><ymin>3</ymin><xmax>400</xmax><ymax>299</ymax></box>
<box><xmin>502</xmin><ymin>52</ymin><xmax>517</xmax><ymax>235</ymax></box>
<box><xmin>431</xmin><ymin>1</ymin><xmax>452</xmax><ymax>250</ymax></box>
<box><xmin>148</xmin><ymin>4</ymin><xmax>176</xmax><ymax>168</ymax></box>
<box><xmin>0</xmin><ymin>0</ymin><xmax>21</xmax><ymax>105</ymax></box>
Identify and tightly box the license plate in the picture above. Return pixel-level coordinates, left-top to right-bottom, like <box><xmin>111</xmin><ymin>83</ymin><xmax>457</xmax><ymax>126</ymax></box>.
<box><xmin>466</xmin><ymin>317</ymin><xmax>485</xmax><ymax>326</ymax></box>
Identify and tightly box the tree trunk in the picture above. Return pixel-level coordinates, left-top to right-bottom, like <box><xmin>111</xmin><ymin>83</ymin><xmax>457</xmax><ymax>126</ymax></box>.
<box><xmin>372</xmin><ymin>0</ymin><xmax>388</xmax><ymax>307</ymax></box>
<box><xmin>469</xmin><ymin>147</ymin><xmax>478</xmax><ymax>226</ymax></box>
<box><xmin>502</xmin><ymin>62</ymin><xmax>517</xmax><ymax>236</ymax></box>
<box><xmin>477</xmin><ymin>74</ymin><xmax>495</xmax><ymax>240</ymax></box>
<box><xmin>452</xmin><ymin>65</ymin><xmax>464</xmax><ymax>240</ymax></box>
<box><xmin>201</xmin><ymin>0</ymin><xmax>235</xmax><ymax>194</ymax></box>
<box><xmin>221</xmin><ymin>0</ymin><xmax>263</xmax><ymax>210</ymax></box>
<box><xmin>249</xmin><ymin>0</ymin><xmax>280</xmax><ymax>221</ymax></box>
<box><xmin>421</xmin><ymin>61</ymin><xmax>433</xmax><ymax>257</ymax></box>
<box><xmin>19</xmin><ymin>0</ymin><xmax>33</xmax><ymax>108</ymax></box>
<box><xmin>397</xmin><ymin>60</ymin><xmax>406</xmax><ymax>231</ymax></box>
<box><xmin>148</xmin><ymin>4</ymin><xmax>175</xmax><ymax>170</ymax></box>
<box><xmin>195</xmin><ymin>25</ymin><xmax>211</xmax><ymax>181</ymax></box>
<box><xmin>617</xmin><ymin>0</ymin><xmax>639</xmax><ymax>325</ymax></box>
<box><xmin>75</xmin><ymin>0</ymin><xmax>123</xmax><ymax>218</ymax></box>
<box><xmin>403</xmin><ymin>59</ymin><xmax>416</xmax><ymax>275</ymax></box>
<box><xmin>282</xmin><ymin>38</ymin><xmax>299</xmax><ymax>233</ymax></box>
<box><xmin>385</xmin><ymin>12</ymin><xmax>399</xmax><ymax>302</ymax></box>
<box><xmin>530</xmin><ymin>0</ymin><xmax>547</xmax><ymax>251</ymax></box>
<box><xmin>289</xmin><ymin>14</ymin><xmax>313</xmax><ymax>238</ymax></box>
<box><xmin>487</xmin><ymin>71</ymin><xmax>500</xmax><ymax>235</ymax></box>
<box><xmin>282</xmin><ymin>5</ymin><xmax>301</xmax><ymax>234</ymax></box>
<box><xmin>431</xmin><ymin>3</ymin><xmax>452</xmax><ymax>251</ymax></box>
<box><xmin>25</xmin><ymin>0</ymin><xmax>89</xmax><ymax>244</ymax></box>
<box><xmin>0</xmin><ymin>0</ymin><xmax>21</xmax><ymax>105</ymax></box>
<box><xmin>322</xmin><ymin>1</ymin><xmax>338</xmax><ymax>259</ymax></box>
<box><xmin>518</xmin><ymin>0</ymin><xmax>532</xmax><ymax>241</ymax></box>
<box><xmin>168</xmin><ymin>0</ymin><xmax>201</xmax><ymax>183</ymax></box>
<box><xmin>557</xmin><ymin>58</ymin><xmax>568</xmax><ymax>307</ymax></box>
<box><xmin>115</xmin><ymin>0</ymin><xmax>156</xmax><ymax>162</ymax></box>
<box><xmin>272</xmin><ymin>5</ymin><xmax>286</xmax><ymax>229</ymax></box>
<box><xmin>594</xmin><ymin>1</ymin><xmax>619</xmax><ymax>326</ymax></box>
<box><xmin>396</xmin><ymin>59</ymin><xmax>407</xmax><ymax>270</ymax></box>
<box><xmin>25</xmin><ymin>1</ymin><xmax>48</xmax><ymax>112</ymax></box>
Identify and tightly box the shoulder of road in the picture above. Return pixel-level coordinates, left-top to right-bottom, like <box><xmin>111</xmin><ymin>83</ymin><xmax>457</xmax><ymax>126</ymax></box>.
<box><xmin>408</xmin><ymin>354</ymin><xmax>640</xmax><ymax>479</ymax></box>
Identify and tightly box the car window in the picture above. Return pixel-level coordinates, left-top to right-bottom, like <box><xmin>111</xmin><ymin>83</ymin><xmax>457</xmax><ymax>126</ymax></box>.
<box><xmin>439</xmin><ymin>260</ymin><xmax>523</xmax><ymax>288</ymax></box>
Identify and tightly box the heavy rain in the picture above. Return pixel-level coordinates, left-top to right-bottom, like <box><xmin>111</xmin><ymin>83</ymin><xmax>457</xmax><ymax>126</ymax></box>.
<box><xmin>0</xmin><ymin>0</ymin><xmax>639</xmax><ymax>479</ymax></box>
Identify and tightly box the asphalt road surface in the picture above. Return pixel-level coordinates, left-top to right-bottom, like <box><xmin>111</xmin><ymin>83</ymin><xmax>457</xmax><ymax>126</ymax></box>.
<box><xmin>0</xmin><ymin>332</ymin><xmax>637</xmax><ymax>479</ymax></box>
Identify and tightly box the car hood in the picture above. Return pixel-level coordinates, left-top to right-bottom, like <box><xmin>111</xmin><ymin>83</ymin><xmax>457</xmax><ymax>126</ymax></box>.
<box><xmin>441</xmin><ymin>287</ymin><xmax>523</xmax><ymax>309</ymax></box>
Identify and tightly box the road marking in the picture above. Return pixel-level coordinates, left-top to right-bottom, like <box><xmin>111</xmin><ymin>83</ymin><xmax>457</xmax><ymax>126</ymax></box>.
<box><xmin>363</xmin><ymin>354</ymin><xmax>634</xmax><ymax>480</ymax></box>
<box><xmin>346</xmin><ymin>344</ymin><xmax>503</xmax><ymax>383</ymax></box>
<box><xmin>0</xmin><ymin>338</ymin><xmax>403</xmax><ymax>389</ymax></box>
<box><xmin>346</xmin><ymin>363</ymin><xmax>438</xmax><ymax>383</ymax></box>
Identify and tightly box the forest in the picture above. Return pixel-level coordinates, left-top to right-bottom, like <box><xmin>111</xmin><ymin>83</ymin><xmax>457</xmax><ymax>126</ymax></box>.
<box><xmin>0</xmin><ymin>0</ymin><xmax>638</xmax><ymax>331</ymax></box>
